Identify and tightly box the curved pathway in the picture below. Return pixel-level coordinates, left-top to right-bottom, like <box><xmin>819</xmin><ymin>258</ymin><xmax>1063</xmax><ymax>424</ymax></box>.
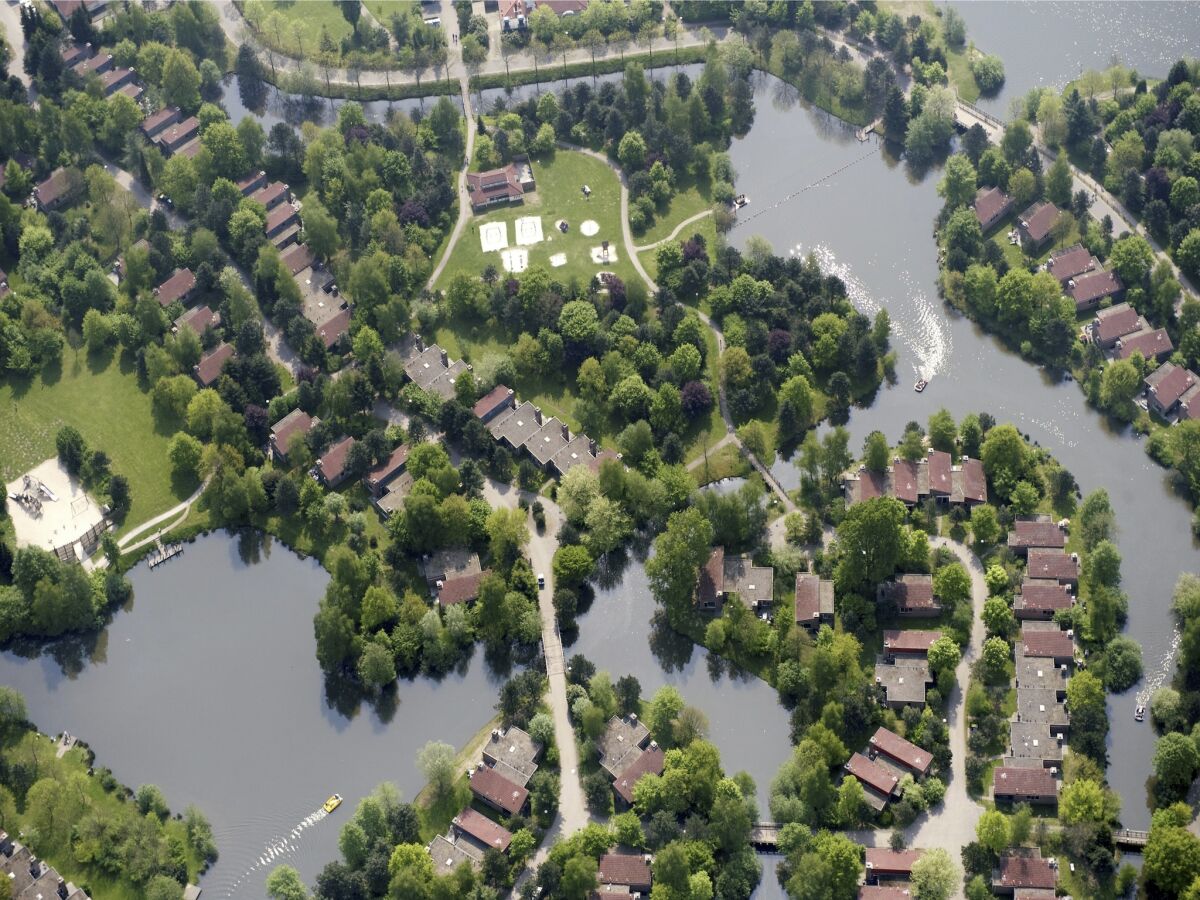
<box><xmin>632</xmin><ymin>208</ymin><xmax>714</xmax><ymax>253</ymax></box>
<box><xmin>425</xmin><ymin>0</ymin><xmax>477</xmax><ymax>290</ymax></box>
<box><xmin>86</xmin><ymin>478</ymin><xmax>209</xmax><ymax>572</ymax></box>
<box><xmin>558</xmin><ymin>143</ymin><xmax>795</xmax><ymax>512</ymax></box>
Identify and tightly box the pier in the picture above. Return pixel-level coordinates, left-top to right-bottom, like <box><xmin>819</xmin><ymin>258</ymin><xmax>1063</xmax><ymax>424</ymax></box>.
<box><xmin>147</xmin><ymin>539</ymin><xmax>184</xmax><ymax>569</ymax></box>
<box><xmin>856</xmin><ymin>118</ymin><xmax>882</xmax><ymax>142</ymax></box>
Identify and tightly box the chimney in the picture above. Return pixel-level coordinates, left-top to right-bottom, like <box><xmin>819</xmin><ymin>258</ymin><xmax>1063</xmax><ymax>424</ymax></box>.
<box><xmin>561</xmin><ymin>423</ymin><xmax>569</xmax><ymax>440</ymax></box>
<box><xmin>534</xmin><ymin>407</ymin><xmax>543</xmax><ymax>425</ymax></box>
<box><xmin>440</xmin><ymin>349</ymin><xmax>449</xmax><ymax>367</ymax></box>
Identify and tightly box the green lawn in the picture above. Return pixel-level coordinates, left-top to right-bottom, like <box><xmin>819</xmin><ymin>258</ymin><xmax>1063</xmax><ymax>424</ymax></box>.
<box><xmin>0</xmin><ymin>350</ymin><xmax>189</xmax><ymax>537</ymax></box>
<box><xmin>242</xmin><ymin>0</ymin><xmax>356</xmax><ymax>60</ymax></box>
<box><xmin>436</xmin><ymin>149</ymin><xmax>638</xmax><ymax>290</ymax></box>
<box><xmin>635</xmin><ymin>173</ymin><xmax>715</xmax><ymax>247</ymax></box>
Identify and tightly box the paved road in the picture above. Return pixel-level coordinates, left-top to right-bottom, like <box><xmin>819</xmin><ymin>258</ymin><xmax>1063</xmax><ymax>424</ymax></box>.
<box><xmin>218</xmin><ymin>2</ymin><xmax>728</xmax><ymax>93</ymax></box>
<box><xmin>0</xmin><ymin>0</ymin><xmax>32</xmax><ymax>91</ymax></box>
<box><xmin>957</xmin><ymin>97</ymin><xmax>1196</xmax><ymax>303</ymax></box>
<box><xmin>478</xmin><ymin>479</ymin><xmax>589</xmax><ymax>876</ymax></box>
<box><xmin>839</xmin><ymin>535</ymin><xmax>986</xmax><ymax>899</ymax></box>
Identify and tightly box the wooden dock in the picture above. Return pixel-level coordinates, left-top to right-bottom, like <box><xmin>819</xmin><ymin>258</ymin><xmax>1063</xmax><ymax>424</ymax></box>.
<box><xmin>147</xmin><ymin>540</ymin><xmax>183</xmax><ymax>569</ymax></box>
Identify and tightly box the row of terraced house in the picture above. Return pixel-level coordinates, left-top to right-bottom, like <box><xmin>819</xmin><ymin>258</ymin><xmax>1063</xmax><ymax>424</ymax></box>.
<box><xmin>991</xmin><ymin>517</ymin><xmax>1080</xmax><ymax>812</ymax></box>
<box><xmin>404</xmin><ymin>337</ymin><xmax>621</xmax><ymax>477</ymax></box>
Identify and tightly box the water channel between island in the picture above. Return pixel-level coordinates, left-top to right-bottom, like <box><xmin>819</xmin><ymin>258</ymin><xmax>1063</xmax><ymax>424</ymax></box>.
<box><xmin>725</xmin><ymin>66</ymin><xmax>1197</xmax><ymax>832</ymax></box>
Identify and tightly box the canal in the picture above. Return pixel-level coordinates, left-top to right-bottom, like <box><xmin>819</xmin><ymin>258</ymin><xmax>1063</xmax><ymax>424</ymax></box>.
<box><xmin>727</xmin><ymin>67</ymin><xmax>1197</xmax><ymax>829</ymax></box>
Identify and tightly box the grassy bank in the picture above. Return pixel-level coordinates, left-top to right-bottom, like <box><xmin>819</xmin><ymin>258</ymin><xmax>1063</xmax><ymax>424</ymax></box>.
<box><xmin>470</xmin><ymin>45</ymin><xmax>709</xmax><ymax>93</ymax></box>
<box><xmin>272</xmin><ymin>68</ymin><xmax>458</xmax><ymax>102</ymax></box>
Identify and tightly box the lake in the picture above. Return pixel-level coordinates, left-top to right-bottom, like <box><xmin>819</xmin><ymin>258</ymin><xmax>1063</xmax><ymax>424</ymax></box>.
<box><xmin>951</xmin><ymin>0</ymin><xmax>1200</xmax><ymax>117</ymax></box>
<box><xmin>727</xmin><ymin>67</ymin><xmax>1198</xmax><ymax>828</ymax></box>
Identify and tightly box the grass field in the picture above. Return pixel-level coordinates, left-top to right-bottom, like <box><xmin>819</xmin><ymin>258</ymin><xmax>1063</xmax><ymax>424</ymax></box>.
<box><xmin>0</xmin><ymin>350</ymin><xmax>189</xmax><ymax>537</ymax></box>
<box><xmin>436</xmin><ymin>149</ymin><xmax>637</xmax><ymax>289</ymax></box>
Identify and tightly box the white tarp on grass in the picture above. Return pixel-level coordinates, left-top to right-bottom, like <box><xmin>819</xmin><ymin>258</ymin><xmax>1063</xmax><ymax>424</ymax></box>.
<box><xmin>480</xmin><ymin>221</ymin><xmax>508</xmax><ymax>253</ymax></box>
<box><xmin>515</xmin><ymin>216</ymin><xmax>544</xmax><ymax>246</ymax></box>
<box><xmin>502</xmin><ymin>247</ymin><xmax>529</xmax><ymax>273</ymax></box>
<box><xmin>550</xmin><ymin>253</ymin><xmax>567</xmax><ymax>267</ymax></box>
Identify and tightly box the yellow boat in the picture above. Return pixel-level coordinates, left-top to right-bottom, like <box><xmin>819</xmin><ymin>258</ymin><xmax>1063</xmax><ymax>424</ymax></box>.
<box><xmin>323</xmin><ymin>794</ymin><xmax>343</xmax><ymax>813</ymax></box>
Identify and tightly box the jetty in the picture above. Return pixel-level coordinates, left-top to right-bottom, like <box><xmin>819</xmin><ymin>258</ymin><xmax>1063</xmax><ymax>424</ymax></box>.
<box><xmin>147</xmin><ymin>539</ymin><xmax>183</xmax><ymax>569</ymax></box>
<box><xmin>856</xmin><ymin>118</ymin><xmax>882</xmax><ymax>142</ymax></box>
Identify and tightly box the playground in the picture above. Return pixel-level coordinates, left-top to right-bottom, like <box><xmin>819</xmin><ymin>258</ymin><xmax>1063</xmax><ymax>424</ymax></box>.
<box><xmin>6</xmin><ymin>458</ymin><xmax>106</xmax><ymax>557</ymax></box>
<box><xmin>442</xmin><ymin>150</ymin><xmax>636</xmax><ymax>287</ymax></box>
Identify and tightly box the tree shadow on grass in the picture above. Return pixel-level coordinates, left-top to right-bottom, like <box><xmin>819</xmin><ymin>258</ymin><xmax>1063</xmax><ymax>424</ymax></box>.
<box><xmin>85</xmin><ymin>344</ymin><xmax>115</xmax><ymax>375</ymax></box>
<box><xmin>4</xmin><ymin>371</ymin><xmax>36</xmax><ymax>401</ymax></box>
<box><xmin>40</xmin><ymin>354</ymin><xmax>63</xmax><ymax>388</ymax></box>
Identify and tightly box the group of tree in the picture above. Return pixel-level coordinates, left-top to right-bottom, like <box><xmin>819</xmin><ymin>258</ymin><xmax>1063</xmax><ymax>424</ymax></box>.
<box><xmin>0</xmin><ymin>687</ymin><xmax>216</xmax><ymax>900</ymax></box>
<box><xmin>1049</xmin><ymin>60</ymin><xmax>1200</xmax><ymax>284</ymax></box>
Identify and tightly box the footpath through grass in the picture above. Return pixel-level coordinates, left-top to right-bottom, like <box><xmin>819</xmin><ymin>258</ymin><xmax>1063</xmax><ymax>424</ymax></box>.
<box><xmin>0</xmin><ymin>349</ymin><xmax>187</xmax><ymax>536</ymax></box>
<box><xmin>435</xmin><ymin>149</ymin><xmax>637</xmax><ymax>289</ymax></box>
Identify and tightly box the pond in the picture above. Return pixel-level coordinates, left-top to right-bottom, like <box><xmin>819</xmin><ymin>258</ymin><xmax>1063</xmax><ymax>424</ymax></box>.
<box><xmin>0</xmin><ymin>532</ymin><xmax>506</xmax><ymax>897</ymax></box>
<box><xmin>727</xmin><ymin>67</ymin><xmax>1198</xmax><ymax>829</ymax></box>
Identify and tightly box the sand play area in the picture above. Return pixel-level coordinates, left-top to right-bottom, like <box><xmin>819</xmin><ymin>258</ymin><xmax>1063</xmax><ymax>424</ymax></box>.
<box><xmin>502</xmin><ymin>248</ymin><xmax>529</xmax><ymax>273</ymax></box>
<box><xmin>6</xmin><ymin>458</ymin><xmax>106</xmax><ymax>553</ymax></box>
<box><xmin>514</xmin><ymin>216</ymin><xmax>544</xmax><ymax>246</ymax></box>
<box><xmin>479</xmin><ymin>221</ymin><xmax>508</xmax><ymax>253</ymax></box>
<box><xmin>550</xmin><ymin>253</ymin><xmax>567</xmax><ymax>267</ymax></box>
<box><xmin>580</xmin><ymin>220</ymin><xmax>600</xmax><ymax>236</ymax></box>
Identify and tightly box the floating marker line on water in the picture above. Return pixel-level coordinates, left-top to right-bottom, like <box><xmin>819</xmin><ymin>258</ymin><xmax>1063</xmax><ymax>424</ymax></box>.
<box><xmin>731</xmin><ymin>145</ymin><xmax>882</xmax><ymax>229</ymax></box>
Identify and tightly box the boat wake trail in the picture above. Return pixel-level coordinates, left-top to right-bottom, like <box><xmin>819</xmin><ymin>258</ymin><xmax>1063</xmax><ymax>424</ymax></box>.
<box><xmin>794</xmin><ymin>243</ymin><xmax>952</xmax><ymax>381</ymax></box>
<box><xmin>221</xmin><ymin>806</ymin><xmax>331</xmax><ymax>897</ymax></box>
<box><xmin>1136</xmin><ymin>626</ymin><xmax>1181</xmax><ymax>710</ymax></box>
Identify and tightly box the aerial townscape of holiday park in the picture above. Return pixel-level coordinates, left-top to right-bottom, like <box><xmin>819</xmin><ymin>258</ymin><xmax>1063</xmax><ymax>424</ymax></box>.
<box><xmin>1</xmin><ymin>1</ymin><xmax>1200</xmax><ymax>899</ymax></box>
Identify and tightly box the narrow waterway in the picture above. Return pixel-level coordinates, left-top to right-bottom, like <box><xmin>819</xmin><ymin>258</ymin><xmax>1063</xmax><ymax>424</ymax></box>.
<box><xmin>565</xmin><ymin>545</ymin><xmax>793</xmax><ymax>816</ymax></box>
<box><xmin>950</xmin><ymin>1</ymin><xmax>1200</xmax><ymax>117</ymax></box>
<box><xmin>0</xmin><ymin>532</ymin><xmax>506</xmax><ymax>897</ymax></box>
<box><xmin>728</xmin><ymin>71</ymin><xmax>1198</xmax><ymax>829</ymax></box>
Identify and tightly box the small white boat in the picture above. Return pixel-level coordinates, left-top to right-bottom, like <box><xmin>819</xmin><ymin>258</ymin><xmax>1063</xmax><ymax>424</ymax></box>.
<box><xmin>1135</xmin><ymin>705</ymin><xmax>1145</xmax><ymax>722</ymax></box>
<box><xmin>733</xmin><ymin>194</ymin><xmax>749</xmax><ymax>209</ymax></box>
<box><xmin>914</xmin><ymin>379</ymin><xmax>929</xmax><ymax>393</ymax></box>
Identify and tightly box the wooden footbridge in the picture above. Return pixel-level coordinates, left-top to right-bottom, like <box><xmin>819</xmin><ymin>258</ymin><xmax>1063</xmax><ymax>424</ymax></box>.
<box><xmin>856</xmin><ymin>118</ymin><xmax>883</xmax><ymax>142</ymax></box>
<box><xmin>1113</xmin><ymin>829</ymin><xmax>1149</xmax><ymax>849</ymax></box>
<box><xmin>749</xmin><ymin>822</ymin><xmax>782</xmax><ymax>849</ymax></box>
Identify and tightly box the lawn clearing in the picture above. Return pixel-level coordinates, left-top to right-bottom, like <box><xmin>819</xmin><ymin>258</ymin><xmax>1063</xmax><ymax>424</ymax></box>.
<box><xmin>242</xmin><ymin>0</ymin><xmax>355</xmax><ymax>61</ymax></box>
<box><xmin>437</xmin><ymin>150</ymin><xmax>637</xmax><ymax>289</ymax></box>
<box><xmin>635</xmin><ymin>171</ymin><xmax>715</xmax><ymax>247</ymax></box>
<box><xmin>0</xmin><ymin>349</ymin><xmax>189</xmax><ymax>537</ymax></box>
